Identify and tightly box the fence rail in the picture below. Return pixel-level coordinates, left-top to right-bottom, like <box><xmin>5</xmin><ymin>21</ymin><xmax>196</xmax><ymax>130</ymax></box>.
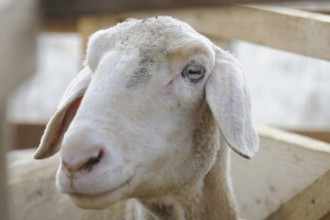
<box><xmin>79</xmin><ymin>5</ymin><xmax>330</xmax><ymax>61</ymax></box>
<box><xmin>41</xmin><ymin>0</ymin><xmax>316</xmax><ymax>18</ymax></box>
<box><xmin>2</xmin><ymin>2</ymin><xmax>330</xmax><ymax>220</ymax></box>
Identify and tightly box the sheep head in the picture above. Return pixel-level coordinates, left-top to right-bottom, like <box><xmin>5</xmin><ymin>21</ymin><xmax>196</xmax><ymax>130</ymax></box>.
<box><xmin>34</xmin><ymin>16</ymin><xmax>259</xmax><ymax>210</ymax></box>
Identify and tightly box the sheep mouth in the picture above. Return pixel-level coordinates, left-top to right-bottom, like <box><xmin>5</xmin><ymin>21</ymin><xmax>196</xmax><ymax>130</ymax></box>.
<box><xmin>69</xmin><ymin>190</ymin><xmax>114</xmax><ymax>200</ymax></box>
<box><xmin>68</xmin><ymin>176</ymin><xmax>133</xmax><ymax>201</ymax></box>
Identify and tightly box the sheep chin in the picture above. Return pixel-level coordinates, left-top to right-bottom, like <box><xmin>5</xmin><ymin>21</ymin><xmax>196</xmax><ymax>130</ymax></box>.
<box><xmin>67</xmin><ymin>179</ymin><xmax>131</xmax><ymax>210</ymax></box>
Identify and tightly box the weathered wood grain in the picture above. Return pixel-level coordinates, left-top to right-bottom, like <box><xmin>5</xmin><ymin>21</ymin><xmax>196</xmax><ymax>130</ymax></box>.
<box><xmin>232</xmin><ymin>125</ymin><xmax>330</xmax><ymax>220</ymax></box>
<box><xmin>265</xmin><ymin>169</ymin><xmax>330</xmax><ymax>220</ymax></box>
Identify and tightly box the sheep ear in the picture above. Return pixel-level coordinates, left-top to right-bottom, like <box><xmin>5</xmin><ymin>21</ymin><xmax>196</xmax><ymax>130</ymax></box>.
<box><xmin>206</xmin><ymin>47</ymin><xmax>259</xmax><ymax>159</ymax></box>
<box><xmin>34</xmin><ymin>67</ymin><xmax>92</xmax><ymax>159</ymax></box>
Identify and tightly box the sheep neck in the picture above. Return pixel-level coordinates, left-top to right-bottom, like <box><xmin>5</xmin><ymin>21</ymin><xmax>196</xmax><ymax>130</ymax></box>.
<box><xmin>140</xmin><ymin>102</ymin><xmax>238</xmax><ymax>219</ymax></box>
<box><xmin>202</xmin><ymin>141</ymin><xmax>239</xmax><ymax>220</ymax></box>
<box><xmin>140</xmin><ymin>143</ymin><xmax>238</xmax><ymax>220</ymax></box>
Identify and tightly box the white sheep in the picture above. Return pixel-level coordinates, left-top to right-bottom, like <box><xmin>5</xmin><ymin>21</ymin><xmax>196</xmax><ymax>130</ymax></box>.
<box><xmin>11</xmin><ymin>16</ymin><xmax>259</xmax><ymax>220</ymax></box>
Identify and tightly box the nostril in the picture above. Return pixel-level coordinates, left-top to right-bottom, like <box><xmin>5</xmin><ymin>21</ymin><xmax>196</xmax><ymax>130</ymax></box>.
<box><xmin>80</xmin><ymin>150</ymin><xmax>103</xmax><ymax>172</ymax></box>
<box><xmin>62</xmin><ymin>150</ymin><xmax>104</xmax><ymax>174</ymax></box>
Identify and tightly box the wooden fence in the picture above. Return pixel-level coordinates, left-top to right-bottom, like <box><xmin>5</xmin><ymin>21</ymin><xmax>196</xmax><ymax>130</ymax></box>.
<box><xmin>2</xmin><ymin>2</ymin><xmax>330</xmax><ymax>220</ymax></box>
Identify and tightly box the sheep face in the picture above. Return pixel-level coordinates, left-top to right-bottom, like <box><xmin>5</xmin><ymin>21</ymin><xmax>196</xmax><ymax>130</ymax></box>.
<box><xmin>34</xmin><ymin>17</ymin><xmax>259</xmax><ymax>210</ymax></box>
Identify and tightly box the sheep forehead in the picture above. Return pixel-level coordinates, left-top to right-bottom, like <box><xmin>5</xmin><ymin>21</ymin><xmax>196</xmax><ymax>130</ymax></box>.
<box><xmin>111</xmin><ymin>16</ymin><xmax>200</xmax><ymax>46</ymax></box>
<box><xmin>87</xmin><ymin>16</ymin><xmax>214</xmax><ymax>86</ymax></box>
<box><xmin>88</xmin><ymin>16</ymin><xmax>211</xmax><ymax>61</ymax></box>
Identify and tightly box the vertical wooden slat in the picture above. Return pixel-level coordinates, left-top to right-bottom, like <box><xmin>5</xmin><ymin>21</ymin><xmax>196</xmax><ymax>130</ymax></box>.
<box><xmin>0</xmin><ymin>0</ymin><xmax>39</xmax><ymax>218</ymax></box>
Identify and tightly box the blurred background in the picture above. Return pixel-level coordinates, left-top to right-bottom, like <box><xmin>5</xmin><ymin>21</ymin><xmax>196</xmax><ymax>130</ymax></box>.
<box><xmin>0</xmin><ymin>0</ymin><xmax>330</xmax><ymax>149</ymax></box>
<box><xmin>2</xmin><ymin>0</ymin><xmax>329</xmax><ymax>151</ymax></box>
<box><xmin>1</xmin><ymin>0</ymin><xmax>330</xmax><ymax>219</ymax></box>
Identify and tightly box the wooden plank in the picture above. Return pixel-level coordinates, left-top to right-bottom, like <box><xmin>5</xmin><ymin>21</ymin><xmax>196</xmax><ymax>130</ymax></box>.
<box><xmin>270</xmin><ymin>2</ymin><xmax>330</xmax><ymax>13</ymax></box>
<box><xmin>231</xmin><ymin>125</ymin><xmax>330</xmax><ymax>220</ymax></box>
<box><xmin>265</xmin><ymin>169</ymin><xmax>330</xmax><ymax>220</ymax></box>
<box><xmin>289</xmin><ymin>130</ymin><xmax>330</xmax><ymax>144</ymax></box>
<box><xmin>211</xmin><ymin>5</ymin><xmax>330</xmax><ymax>61</ymax></box>
<box><xmin>41</xmin><ymin>0</ymin><xmax>311</xmax><ymax>18</ymax></box>
<box><xmin>10</xmin><ymin>123</ymin><xmax>46</xmax><ymax>149</ymax></box>
<box><xmin>320</xmin><ymin>212</ymin><xmax>330</xmax><ymax>220</ymax></box>
<box><xmin>43</xmin><ymin>18</ymin><xmax>78</xmax><ymax>32</ymax></box>
<box><xmin>79</xmin><ymin>5</ymin><xmax>330</xmax><ymax>61</ymax></box>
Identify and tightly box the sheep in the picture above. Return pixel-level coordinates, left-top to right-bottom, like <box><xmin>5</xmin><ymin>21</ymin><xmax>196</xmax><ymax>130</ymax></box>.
<box><xmin>11</xmin><ymin>16</ymin><xmax>259</xmax><ymax>220</ymax></box>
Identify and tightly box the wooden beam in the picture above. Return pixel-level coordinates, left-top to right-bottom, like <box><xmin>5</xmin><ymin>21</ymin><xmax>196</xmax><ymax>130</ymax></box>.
<box><xmin>320</xmin><ymin>212</ymin><xmax>330</xmax><ymax>220</ymax></box>
<box><xmin>79</xmin><ymin>5</ymin><xmax>330</xmax><ymax>61</ymax></box>
<box><xmin>232</xmin><ymin>125</ymin><xmax>330</xmax><ymax>220</ymax></box>
<box><xmin>270</xmin><ymin>2</ymin><xmax>330</xmax><ymax>13</ymax></box>
<box><xmin>10</xmin><ymin>123</ymin><xmax>46</xmax><ymax>149</ymax></box>
<box><xmin>288</xmin><ymin>130</ymin><xmax>330</xmax><ymax>144</ymax></box>
<box><xmin>205</xmin><ymin>5</ymin><xmax>330</xmax><ymax>61</ymax></box>
<box><xmin>43</xmin><ymin>18</ymin><xmax>78</xmax><ymax>32</ymax></box>
<box><xmin>41</xmin><ymin>0</ymin><xmax>314</xmax><ymax>18</ymax></box>
<box><xmin>265</xmin><ymin>169</ymin><xmax>330</xmax><ymax>220</ymax></box>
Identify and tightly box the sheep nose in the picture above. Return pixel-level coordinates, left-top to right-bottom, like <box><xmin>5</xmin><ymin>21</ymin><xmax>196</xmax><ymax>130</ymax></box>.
<box><xmin>62</xmin><ymin>150</ymin><xmax>103</xmax><ymax>174</ymax></box>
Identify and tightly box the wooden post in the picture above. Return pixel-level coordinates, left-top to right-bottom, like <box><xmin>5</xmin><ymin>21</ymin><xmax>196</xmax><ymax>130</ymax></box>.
<box><xmin>0</xmin><ymin>0</ymin><xmax>39</xmax><ymax>218</ymax></box>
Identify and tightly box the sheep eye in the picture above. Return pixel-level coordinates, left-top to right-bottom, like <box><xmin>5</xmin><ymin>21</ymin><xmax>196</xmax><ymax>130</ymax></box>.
<box><xmin>181</xmin><ymin>62</ymin><xmax>205</xmax><ymax>83</ymax></box>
